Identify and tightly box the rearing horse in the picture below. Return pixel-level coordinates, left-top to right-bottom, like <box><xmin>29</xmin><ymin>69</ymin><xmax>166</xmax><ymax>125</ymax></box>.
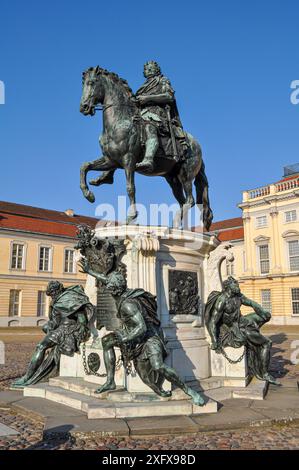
<box><xmin>79</xmin><ymin>66</ymin><xmax>213</xmax><ymax>229</ymax></box>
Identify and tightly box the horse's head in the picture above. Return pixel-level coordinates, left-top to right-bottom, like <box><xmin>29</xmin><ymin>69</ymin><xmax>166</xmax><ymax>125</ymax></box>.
<box><xmin>80</xmin><ymin>66</ymin><xmax>104</xmax><ymax>116</ymax></box>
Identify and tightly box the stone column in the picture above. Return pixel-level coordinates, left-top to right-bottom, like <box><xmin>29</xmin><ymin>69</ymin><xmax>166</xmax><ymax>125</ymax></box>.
<box><xmin>270</xmin><ymin>207</ymin><xmax>281</xmax><ymax>274</ymax></box>
<box><xmin>126</xmin><ymin>231</ymin><xmax>160</xmax><ymax>294</ymax></box>
<box><xmin>242</xmin><ymin>213</ymin><xmax>253</xmax><ymax>275</ymax></box>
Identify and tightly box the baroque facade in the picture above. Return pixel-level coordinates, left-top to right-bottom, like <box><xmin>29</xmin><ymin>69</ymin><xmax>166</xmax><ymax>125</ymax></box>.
<box><xmin>210</xmin><ymin>166</ymin><xmax>299</xmax><ymax>325</ymax></box>
<box><xmin>0</xmin><ymin>201</ymin><xmax>104</xmax><ymax>326</ymax></box>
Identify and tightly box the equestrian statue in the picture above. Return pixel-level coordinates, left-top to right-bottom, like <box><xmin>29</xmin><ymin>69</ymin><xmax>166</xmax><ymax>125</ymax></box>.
<box><xmin>79</xmin><ymin>61</ymin><xmax>213</xmax><ymax>228</ymax></box>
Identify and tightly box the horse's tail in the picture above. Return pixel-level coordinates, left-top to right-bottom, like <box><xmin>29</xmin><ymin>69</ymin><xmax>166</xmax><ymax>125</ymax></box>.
<box><xmin>194</xmin><ymin>161</ymin><xmax>213</xmax><ymax>231</ymax></box>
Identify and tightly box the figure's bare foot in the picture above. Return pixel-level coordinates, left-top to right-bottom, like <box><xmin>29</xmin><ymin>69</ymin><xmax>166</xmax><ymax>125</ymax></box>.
<box><xmin>157</xmin><ymin>389</ymin><xmax>172</xmax><ymax>398</ymax></box>
<box><xmin>135</xmin><ymin>160</ymin><xmax>154</xmax><ymax>173</ymax></box>
<box><xmin>82</xmin><ymin>189</ymin><xmax>95</xmax><ymax>203</ymax></box>
<box><xmin>187</xmin><ymin>388</ymin><xmax>205</xmax><ymax>406</ymax></box>
<box><xmin>95</xmin><ymin>380</ymin><xmax>116</xmax><ymax>394</ymax></box>
<box><xmin>263</xmin><ymin>374</ymin><xmax>281</xmax><ymax>386</ymax></box>
<box><xmin>11</xmin><ymin>375</ymin><xmax>28</xmax><ymax>388</ymax></box>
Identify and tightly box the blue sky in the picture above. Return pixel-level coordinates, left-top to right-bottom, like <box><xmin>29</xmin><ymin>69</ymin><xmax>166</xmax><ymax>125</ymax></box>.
<box><xmin>1</xmin><ymin>0</ymin><xmax>298</xmax><ymax>222</ymax></box>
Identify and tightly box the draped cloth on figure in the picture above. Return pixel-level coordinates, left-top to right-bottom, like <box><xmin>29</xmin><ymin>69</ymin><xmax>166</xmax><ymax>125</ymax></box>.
<box><xmin>24</xmin><ymin>285</ymin><xmax>93</xmax><ymax>386</ymax></box>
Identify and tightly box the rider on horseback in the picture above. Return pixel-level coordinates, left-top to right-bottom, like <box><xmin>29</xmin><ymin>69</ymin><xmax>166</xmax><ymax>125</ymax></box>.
<box><xmin>135</xmin><ymin>61</ymin><xmax>188</xmax><ymax>172</ymax></box>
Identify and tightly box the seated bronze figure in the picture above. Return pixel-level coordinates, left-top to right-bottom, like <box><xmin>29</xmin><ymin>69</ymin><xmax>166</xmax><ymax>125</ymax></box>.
<box><xmin>205</xmin><ymin>276</ymin><xmax>279</xmax><ymax>385</ymax></box>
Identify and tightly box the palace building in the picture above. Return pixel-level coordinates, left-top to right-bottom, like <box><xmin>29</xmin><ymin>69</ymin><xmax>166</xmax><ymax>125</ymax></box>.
<box><xmin>210</xmin><ymin>164</ymin><xmax>299</xmax><ymax>325</ymax></box>
<box><xmin>0</xmin><ymin>201</ymin><xmax>105</xmax><ymax>326</ymax></box>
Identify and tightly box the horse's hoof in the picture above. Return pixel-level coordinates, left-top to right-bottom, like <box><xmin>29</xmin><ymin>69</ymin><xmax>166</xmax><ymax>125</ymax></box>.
<box><xmin>89</xmin><ymin>178</ymin><xmax>100</xmax><ymax>187</ymax></box>
<box><xmin>85</xmin><ymin>191</ymin><xmax>95</xmax><ymax>203</ymax></box>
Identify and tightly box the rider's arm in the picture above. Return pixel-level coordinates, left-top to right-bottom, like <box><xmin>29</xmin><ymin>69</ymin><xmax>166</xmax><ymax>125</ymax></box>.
<box><xmin>139</xmin><ymin>78</ymin><xmax>175</xmax><ymax>105</ymax></box>
<box><xmin>209</xmin><ymin>296</ymin><xmax>225</xmax><ymax>349</ymax></box>
<box><xmin>117</xmin><ymin>300</ymin><xmax>147</xmax><ymax>343</ymax></box>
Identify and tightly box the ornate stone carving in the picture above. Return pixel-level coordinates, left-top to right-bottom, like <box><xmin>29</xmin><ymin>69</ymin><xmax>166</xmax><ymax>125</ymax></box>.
<box><xmin>205</xmin><ymin>243</ymin><xmax>234</xmax><ymax>294</ymax></box>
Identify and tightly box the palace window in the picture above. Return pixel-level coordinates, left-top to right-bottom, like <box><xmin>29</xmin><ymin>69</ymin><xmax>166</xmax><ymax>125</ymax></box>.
<box><xmin>288</xmin><ymin>240</ymin><xmax>299</xmax><ymax>271</ymax></box>
<box><xmin>256</xmin><ymin>215</ymin><xmax>267</xmax><ymax>228</ymax></box>
<box><xmin>10</xmin><ymin>243</ymin><xmax>24</xmax><ymax>270</ymax></box>
<box><xmin>37</xmin><ymin>291</ymin><xmax>47</xmax><ymax>317</ymax></box>
<box><xmin>291</xmin><ymin>288</ymin><xmax>299</xmax><ymax>315</ymax></box>
<box><xmin>9</xmin><ymin>290</ymin><xmax>21</xmax><ymax>316</ymax></box>
<box><xmin>285</xmin><ymin>210</ymin><xmax>297</xmax><ymax>223</ymax></box>
<box><xmin>259</xmin><ymin>244</ymin><xmax>270</xmax><ymax>274</ymax></box>
<box><xmin>39</xmin><ymin>246</ymin><xmax>52</xmax><ymax>271</ymax></box>
<box><xmin>64</xmin><ymin>249</ymin><xmax>75</xmax><ymax>273</ymax></box>
<box><xmin>261</xmin><ymin>289</ymin><xmax>272</xmax><ymax>313</ymax></box>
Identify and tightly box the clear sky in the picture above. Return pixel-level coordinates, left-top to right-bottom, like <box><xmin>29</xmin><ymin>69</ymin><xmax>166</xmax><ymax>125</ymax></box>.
<box><xmin>1</xmin><ymin>0</ymin><xmax>298</xmax><ymax>222</ymax></box>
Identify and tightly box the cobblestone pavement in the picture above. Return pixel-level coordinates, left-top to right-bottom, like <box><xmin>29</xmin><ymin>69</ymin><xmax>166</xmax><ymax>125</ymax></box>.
<box><xmin>0</xmin><ymin>327</ymin><xmax>298</xmax><ymax>450</ymax></box>
<box><xmin>0</xmin><ymin>342</ymin><xmax>37</xmax><ymax>391</ymax></box>
<box><xmin>0</xmin><ymin>407</ymin><xmax>298</xmax><ymax>450</ymax></box>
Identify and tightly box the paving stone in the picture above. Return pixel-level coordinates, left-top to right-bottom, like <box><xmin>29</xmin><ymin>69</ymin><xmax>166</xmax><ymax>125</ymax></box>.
<box><xmin>12</xmin><ymin>397</ymin><xmax>85</xmax><ymax>418</ymax></box>
<box><xmin>115</xmin><ymin>399</ymin><xmax>193</xmax><ymax>419</ymax></box>
<box><xmin>23</xmin><ymin>383</ymin><xmax>48</xmax><ymax>398</ymax></box>
<box><xmin>255</xmin><ymin>407</ymin><xmax>299</xmax><ymax>423</ymax></box>
<box><xmin>192</xmin><ymin>398</ymin><xmax>218</xmax><ymax>414</ymax></box>
<box><xmin>232</xmin><ymin>380</ymin><xmax>267</xmax><ymax>400</ymax></box>
<box><xmin>126</xmin><ymin>415</ymin><xmax>199</xmax><ymax>436</ymax></box>
<box><xmin>217</xmin><ymin>398</ymin><xmax>253</xmax><ymax>408</ymax></box>
<box><xmin>44</xmin><ymin>416</ymin><xmax>129</xmax><ymax>437</ymax></box>
<box><xmin>87</xmin><ymin>402</ymin><xmax>117</xmax><ymax>419</ymax></box>
<box><xmin>0</xmin><ymin>390</ymin><xmax>23</xmax><ymax>404</ymax></box>
<box><xmin>251</xmin><ymin>389</ymin><xmax>299</xmax><ymax>410</ymax></box>
<box><xmin>0</xmin><ymin>422</ymin><xmax>20</xmax><ymax>436</ymax></box>
<box><xmin>192</xmin><ymin>405</ymin><xmax>265</xmax><ymax>429</ymax></box>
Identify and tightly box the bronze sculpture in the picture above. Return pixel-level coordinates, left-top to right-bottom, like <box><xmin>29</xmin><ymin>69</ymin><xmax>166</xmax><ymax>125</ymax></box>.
<box><xmin>205</xmin><ymin>276</ymin><xmax>279</xmax><ymax>385</ymax></box>
<box><xmin>77</xmin><ymin>225</ymin><xmax>205</xmax><ymax>406</ymax></box>
<box><xmin>12</xmin><ymin>281</ymin><xmax>93</xmax><ymax>388</ymax></box>
<box><xmin>79</xmin><ymin>61</ymin><xmax>213</xmax><ymax>229</ymax></box>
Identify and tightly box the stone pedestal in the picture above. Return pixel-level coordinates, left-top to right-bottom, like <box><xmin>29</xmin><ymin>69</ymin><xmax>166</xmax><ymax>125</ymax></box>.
<box><xmin>210</xmin><ymin>347</ymin><xmax>249</xmax><ymax>387</ymax></box>
<box><xmin>83</xmin><ymin>225</ymin><xmax>218</xmax><ymax>393</ymax></box>
<box><xmin>55</xmin><ymin>225</ymin><xmax>255</xmax><ymax>410</ymax></box>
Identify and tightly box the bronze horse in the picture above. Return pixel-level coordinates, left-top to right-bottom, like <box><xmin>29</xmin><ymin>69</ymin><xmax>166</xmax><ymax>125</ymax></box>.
<box><xmin>79</xmin><ymin>66</ymin><xmax>213</xmax><ymax>228</ymax></box>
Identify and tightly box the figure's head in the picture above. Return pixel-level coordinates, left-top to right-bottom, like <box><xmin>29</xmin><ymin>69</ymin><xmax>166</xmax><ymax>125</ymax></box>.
<box><xmin>46</xmin><ymin>281</ymin><xmax>64</xmax><ymax>299</ymax></box>
<box><xmin>223</xmin><ymin>276</ymin><xmax>241</xmax><ymax>295</ymax></box>
<box><xmin>143</xmin><ymin>60</ymin><xmax>161</xmax><ymax>79</ymax></box>
<box><xmin>106</xmin><ymin>271</ymin><xmax>127</xmax><ymax>297</ymax></box>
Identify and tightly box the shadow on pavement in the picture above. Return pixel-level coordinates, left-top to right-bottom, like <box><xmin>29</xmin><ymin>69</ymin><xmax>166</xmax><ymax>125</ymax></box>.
<box><xmin>268</xmin><ymin>333</ymin><xmax>293</xmax><ymax>379</ymax></box>
<box><xmin>25</xmin><ymin>424</ymin><xmax>75</xmax><ymax>450</ymax></box>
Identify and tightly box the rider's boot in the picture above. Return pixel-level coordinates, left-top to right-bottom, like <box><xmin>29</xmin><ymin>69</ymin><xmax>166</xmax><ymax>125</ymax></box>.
<box><xmin>135</xmin><ymin>136</ymin><xmax>157</xmax><ymax>172</ymax></box>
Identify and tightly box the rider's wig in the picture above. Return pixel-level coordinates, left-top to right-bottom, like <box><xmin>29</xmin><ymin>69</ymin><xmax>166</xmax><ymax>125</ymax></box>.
<box><xmin>144</xmin><ymin>60</ymin><xmax>161</xmax><ymax>75</ymax></box>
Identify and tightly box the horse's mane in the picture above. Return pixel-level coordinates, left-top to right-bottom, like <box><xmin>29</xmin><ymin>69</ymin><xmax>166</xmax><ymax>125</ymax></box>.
<box><xmin>82</xmin><ymin>66</ymin><xmax>134</xmax><ymax>99</ymax></box>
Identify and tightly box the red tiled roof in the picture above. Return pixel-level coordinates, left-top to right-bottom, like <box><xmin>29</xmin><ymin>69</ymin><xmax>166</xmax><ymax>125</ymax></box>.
<box><xmin>276</xmin><ymin>174</ymin><xmax>299</xmax><ymax>183</ymax></box>
<box><xmin>216</xmin><ymin>227</ymin><xmax>244</xmax><ymax>241</ymax></box>
<box><xmin>209</xmin><ymin>217</ymin><xmax>243</xmax><ymax>231</ymax></box>
<box><xmin>0</xmin><ymin>201</ymin><xmax>105</xmax><ymax>238</ymax></box>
